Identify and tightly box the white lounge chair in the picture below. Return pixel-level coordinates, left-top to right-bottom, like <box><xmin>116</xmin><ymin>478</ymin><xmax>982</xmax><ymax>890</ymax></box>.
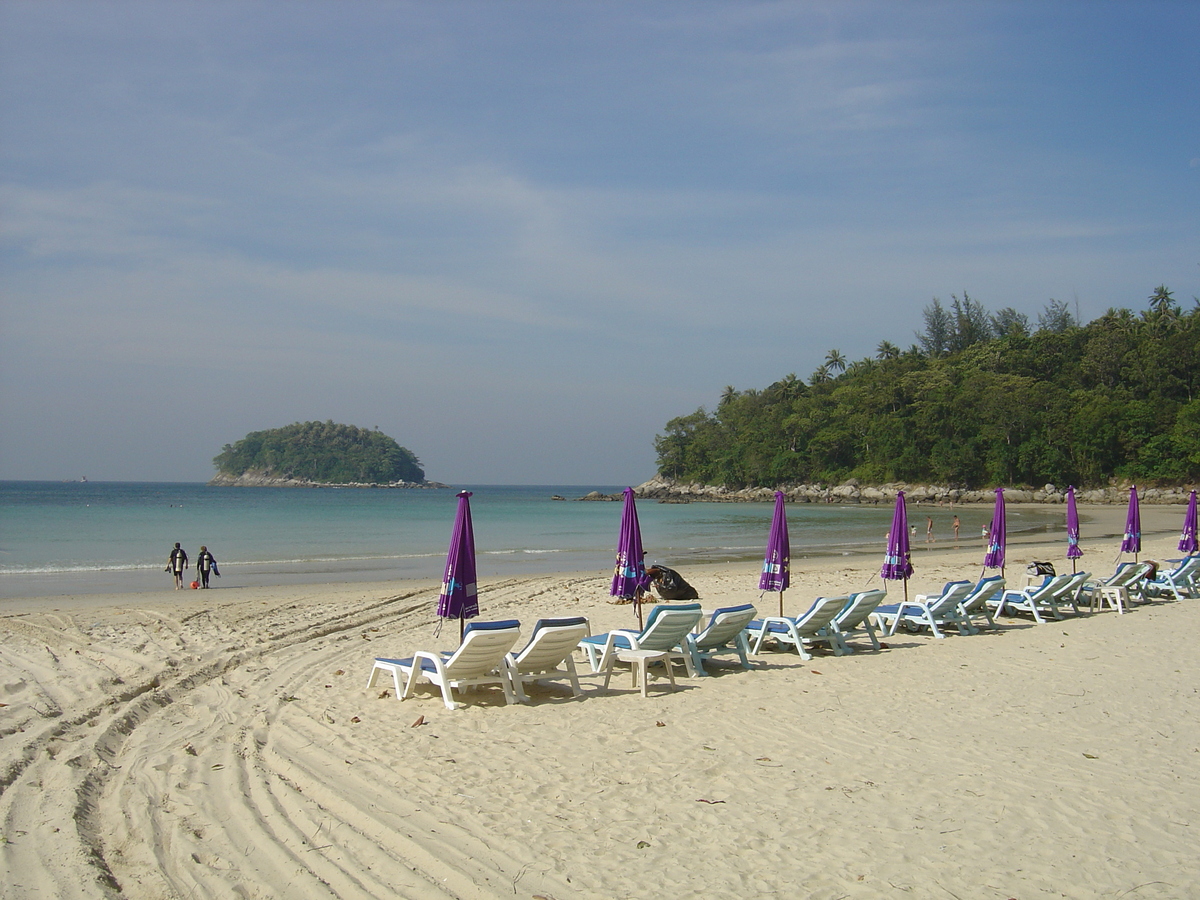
<box><xmin>1079</xmin><ymin>562</ymin><xmax>1153</xmax><ymax>613</ymax></box>
<box><xmin>990</xmin><ymin>573</ymin><xmax>1073</xmax><ymax>623</ymax></box>
<box><xmin>744</xmin><ymin>595</ymin><xmax>849</xmax><ymax>659</ymax></box>
<box><xmin>830</xmin><ymin>590</ymin><xmax>887</xmax><ymax>651</ymax></box>
<box><xmin>367</xmin><ymin>619</ymin><xmax>521</xmax><ymax>710</ymax></box>
<box><xmin>679</xmin><ymin>604</ymin><xmax>757</xmax><ymax>675</ymax></box>
<box><xmin>578</xmin><ymin>603</ymin><xmax>703</xmax><ymax>677</ymax></box>
<box><xmin>870</xmin><ymin>581</ymin><xmax>974</xmax><ymax>638</ymax></box>
<box><xmin>1145</xmin><ymin>556</ymin><xmax>1200</xmax><ymax>601</ymax></box>
<box><xmin>957</xmin><ymin>576</ymin><xmax>1005</xmax><ymax>630</ymax></box>
<box><xmin>504</xmin><ymin>616</ymin><xmax>591</xmax><ymax>703</ymax></box>
<box><xmin>1053</xmin><ymin>570</ymin><xmax>1091</xmax><ymax>615</ymax></box>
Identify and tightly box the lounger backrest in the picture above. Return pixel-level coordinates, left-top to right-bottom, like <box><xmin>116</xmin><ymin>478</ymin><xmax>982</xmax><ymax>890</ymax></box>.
<box><xmin>512</xmin><ymin>617</ymin><xmax>590</xmax><ymax>670</ymax></box>
<box><xmin>446</xmin><ymin>620</ymin><xmax>522</xmax><ymax>676</ymax></box>
<box><xmin>834</xmin><ymin>590</ymin><xmax>886</xmax><ymax>628</ymax></box>
<box><xmin>927</xmin><ymin>581</ymin><xmax>972</xmax><ymax>613</ymax></box>
<box><xmin>961</xmin><ymin>577</ymin><xmax>1004</xmax><ymax>609</ymax></box>
<box><xmin>1108</xmin><ymin>562</ymin><xmax>1149</xmax><ymax>587</ymax></box>
<box><xmin>1055</xmin><ymin>570</ymin><xmax>1090</xmax><ymax>600</ymax></box>
<box><xmin>1031</xmin><ymin>573</ymin><xmax>1072</xmax><ymax>599</ymax></box>
<box><xmin>795</xmin><ymin>595</ymin><xmax>849</xmax><ymax>633</ymax></box>
<box><xmin>695</xmin><ymin>604</ymin><xmax>757</xmax><ymax>649</ymax></box>
<box><xmin>637</xmin><ymin>605</ymin><xmax>704</xmax><ymax>651</ymax></box>
<box><xmin>1174</xmin><ymin>556</ymin><xmax>1200</xmax><ymax>584</ymax></box>
<box><xmin>644</xmin><ymin>602</ymin><xmax>702</xmax><ymax>630</ymax></box>
<box><xmin>1166</xmin><ymin>556</ymin><xmax>1200</xmax><ymax>580</ymax></box>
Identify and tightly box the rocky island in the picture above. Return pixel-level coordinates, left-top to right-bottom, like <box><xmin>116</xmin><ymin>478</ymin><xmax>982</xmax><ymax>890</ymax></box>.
<box><xmin>209</xmin><ymin>421</ymin><xmax>446</xmax><ymax>488</ymax></box>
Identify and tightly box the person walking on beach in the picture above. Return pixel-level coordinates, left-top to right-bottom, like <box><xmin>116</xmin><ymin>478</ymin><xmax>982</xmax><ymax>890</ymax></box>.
<box><xmin>196</xmin><ymin>545</ymin><xmax>220</xmax><ymax>589</ymax></box>
<box><xmin>926</xmin><ymin>516</ymin><xmax>935</xmax><ymax>543</ymax></box>
<box><xmin>953</xmin><ymin>515</ymin><xmax>961</xmax><ymax>542</ymax></box>
<box><xmin>167</xmin><ymin>542</ymin><xmax>188</xmax><ymax>590</ymax></box>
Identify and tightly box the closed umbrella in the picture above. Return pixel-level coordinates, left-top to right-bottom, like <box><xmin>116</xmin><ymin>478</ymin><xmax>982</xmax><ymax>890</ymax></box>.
<box><xmin>1179</xmin><ymin>490</ymin><xmax>1198</xmax><ymax>555</ymax></box>
<box><xmin>1066</xmin><ymin>486</ymin><xmax>1083</xmax><ymax>573</ymax></box>
<box><xmin>983</xmin><ymin>488</ymin><xmax>1006</xmax><ymax>576</ymax></box>
<box><xmin>1120</xmin><ymin>486</ymin><xmax>1141</xmax><ymax>561</ymax></box>
<box><xmin>759</xmin><ymin>491</ymin><xmax>790</xmax><ymax>616</ymax></box>
<box><xmin>437</xmin><ymin>490</ymin><xmax>479</xmax><ymax>642</ymax></box>
<box><xmin>881</xmin><ymin>491</ymin><xmax>913</xmax><ymax>603</ymax></box>
<box><xmin>611</xmin><ymin>487</ymin><xmax>650</xmax><ymax>629</ymax></box>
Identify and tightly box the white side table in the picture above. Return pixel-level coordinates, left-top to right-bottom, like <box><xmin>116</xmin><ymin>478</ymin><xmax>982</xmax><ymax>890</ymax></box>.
<box><xmin>1092</xmin><ymin>586</ymin><xmax>1128</xmax><ymax>615</ymax></box>
<box><xmin>603</xmin><ymin>649</ymin><xmax>677</xmax><ymax>697</ymax></box>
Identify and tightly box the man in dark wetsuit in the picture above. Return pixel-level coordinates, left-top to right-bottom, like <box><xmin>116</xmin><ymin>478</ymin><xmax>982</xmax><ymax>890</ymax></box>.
<box><xmin>167</xmin><ymin>542</ymin><xmax>188</xmax><ymax>590</ymax></box>
<box><xmin>645</xmin><ymin>564</ymin><xmax>700</xmax><ymax>601</ymax></box>
<box><xmin>196</xmin><ymin>545</ymin><xmax>219</xmax><ymax>588</ymax></box>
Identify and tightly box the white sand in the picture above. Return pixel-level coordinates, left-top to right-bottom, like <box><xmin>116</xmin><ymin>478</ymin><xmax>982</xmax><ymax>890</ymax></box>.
<box><xmin>1</xmin><ymin>505</ymin><xmax>1197</xmax><ymax>899</ymax></box>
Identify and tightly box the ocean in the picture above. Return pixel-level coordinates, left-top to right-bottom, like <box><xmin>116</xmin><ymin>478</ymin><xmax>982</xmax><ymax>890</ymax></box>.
<box><xmin>0</xmin><ymin>481</ymin><xmax>1068</xmax><ymax>598</ymax></box>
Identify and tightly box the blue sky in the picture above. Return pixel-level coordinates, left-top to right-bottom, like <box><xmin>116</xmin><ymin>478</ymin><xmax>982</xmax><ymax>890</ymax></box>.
<box><xmin>1</xmin><ymin>1</ymin><xmax>1197</xmax><ymax>484</ymax></box>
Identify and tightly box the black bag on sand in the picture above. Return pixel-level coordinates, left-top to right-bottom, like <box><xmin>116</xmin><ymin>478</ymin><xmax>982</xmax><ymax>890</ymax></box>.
<box><xmin>1028</xmin><ymin>561</ymin><xmax>1056</xmax><ymax>576</ymax></box>
<box><xmin>647</xmin><ymin>565</ymin><xmax>700</xmax><ymax>601</ymax></box>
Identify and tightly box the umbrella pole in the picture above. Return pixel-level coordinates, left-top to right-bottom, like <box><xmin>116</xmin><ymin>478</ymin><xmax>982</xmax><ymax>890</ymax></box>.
<box><xmin>459</xmin><ymin>614</ymin><xmax>465</xmax><ymax>644</ymax></box>
<box><xmin>634</xmin><ymin>593</ymin><xmax>644</xmax><ymax>631</ymax></box>
<box><xmin>778</xmin><ymin>590</ymin><xmax>784</xmax><ymax>618</ymax></box>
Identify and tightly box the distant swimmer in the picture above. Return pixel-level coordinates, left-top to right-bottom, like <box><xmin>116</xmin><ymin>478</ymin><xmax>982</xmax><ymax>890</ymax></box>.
<box><xmin>166</xmin><ymin>542</ymin><xmax>189</xmax><ymax>590</ymax></box>
<box><xmin>196</xmin><ymin>545</ymin><xmax>220</xmax><ymax>589</ymax></box>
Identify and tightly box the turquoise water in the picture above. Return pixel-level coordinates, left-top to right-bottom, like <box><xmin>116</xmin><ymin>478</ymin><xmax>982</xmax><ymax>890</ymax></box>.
<box><xmin>0</xmin><ymin>481</ymin><xmax>1065</xmax><ymax>598</ymax></box>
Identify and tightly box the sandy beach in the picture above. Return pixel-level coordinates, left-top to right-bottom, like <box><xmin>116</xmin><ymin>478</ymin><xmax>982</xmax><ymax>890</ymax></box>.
<box><xmin>2</xmin><ymin>503</ymin><xmax>1197</xmax><ymax>899</ymax></box>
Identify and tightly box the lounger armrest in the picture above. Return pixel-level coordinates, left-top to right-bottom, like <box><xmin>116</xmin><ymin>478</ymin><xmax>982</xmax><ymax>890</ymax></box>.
<box><xmin>412</xmin><ymin>649</ymin><xmax>450</xmax><ymax>680</ymax></box>
<box><xmin>756</xmin><ymin>616</ymin><xmax>793</xmax><ymax>628</ymax></box>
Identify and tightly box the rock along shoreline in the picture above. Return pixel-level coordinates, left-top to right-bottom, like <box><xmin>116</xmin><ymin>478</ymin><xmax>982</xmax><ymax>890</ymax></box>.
<box><xmin>208</xmin><ymin>472</ymin><xmax>451</xmax><ymax>489</ymax></box>
<box><xmin>572</xmin><ymin>476</ymin><xmax>1196</xmax><ymax>505</ymax></box>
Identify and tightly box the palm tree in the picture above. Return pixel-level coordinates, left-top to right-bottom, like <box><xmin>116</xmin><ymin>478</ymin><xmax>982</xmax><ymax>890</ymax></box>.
<box><xmin>1147</xmin><ymin>285</ymin><xmax>1179</xmax><ymax>327</ymax></box>
<box><xmin>825</xmin><ymin>349</ymin><xmax>846</xmax><ymax>374</ymax></box>
<box><xmin>876</xmin><ymin>340</ymin><xmax>900</xmax><ymax>361</ymax></box>
<box><xmin>769</xmin><ymin>372</ymin><xmax>802</xmax><ymax>400</ymax></box>
<box><xmin>810</xmin><ymin>364</ymin><xmax>831</xmax><ymax>385</ymax></box>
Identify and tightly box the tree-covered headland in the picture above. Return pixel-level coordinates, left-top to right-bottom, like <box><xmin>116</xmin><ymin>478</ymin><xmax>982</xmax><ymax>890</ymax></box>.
<box><xmin>655</xmin><ymin>288</ymin><xmax>1200</xmax><ymax>489</ymax></box>
<box><xmin>213</xmin><ymin>421</ymin><xmax>425</xmax><ymax>484</ymax></box>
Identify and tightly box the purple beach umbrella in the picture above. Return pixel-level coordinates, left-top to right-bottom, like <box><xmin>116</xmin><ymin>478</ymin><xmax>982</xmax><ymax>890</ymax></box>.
<box><xmin>759</xmin><ymin>491</ymin><xmax>791</xmax><ymax>616</ymax></box>
<box><xmin>1179</xmin><ymin>490</ymin><xmax>1198</xmax><ymax>555</ymax></box>
<box><xmin>1120</xmin><ymin>486</ymin><xmax>1141</xmax><ymax>560</ymax></box>
<box><xmin>437</xmin><ymin>490</ymin><xmax>479</xmax><ymax>641</ymax></box>
<box><xmin>881</xmin><ymin>491</ymin><xmax>913</xmax><ymax>602</ymax></box>
<box><xmin>983</xmin><ymin>488</ymin><xmax>1006</xmax><ymax>574</ymax></box>
<box><xmin>1066</xmin><ymin>486</ymin><xmax>1082</xmax><ymax>572</ymax></box>
<box><xmin>611</xmin><ymin>487</ymin><xmax>651</xmax><ymax>629</ymax></box>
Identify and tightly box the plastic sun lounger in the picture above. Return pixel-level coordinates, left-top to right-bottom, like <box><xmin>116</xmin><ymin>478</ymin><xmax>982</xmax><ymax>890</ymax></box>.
<box><xmin>1079</xmin><ymin>562</ymin><xmax>1153</xmax><ymax>613</ymax></box>
<box><xmin>990</xmin><ymin>573</ymin><xmax>1073</xmax><ymax>623</ymax></box>
<box><xmin>956</xmin><ymin>576</ymin><xmax>1005</xmax><ymax>630</ymax></box>
<box><xmin>367</xmin><ymin>619</ymin><xmax>522</xmax><ymax>711</ymax></box>
<box><xmin>577</xmin><ymin>603</ymin><xmax>703</xmax><ymax>677</ymax></box>
<box><xmin>1053</xmin><ymin>570</ymin><xmax>1092</xmax><ymax>616</ymax></box>
<box><xmin>1145</xmin><ymin>556</ymin><xmax>1200</xmax><ymax>601</ymax></box>
<box><xmin>870</xmin><ymin>581</ymin><xmax>974</xmax><ymax>638</ymax></box>
<box><xmin>504</xmin><ymin>616</ymin><xmax>591</xmax><ymax>703</ymax></box>
<box><xmin>744</xmin><ymin>595</ymin><xmax>849</xmax><ymax>659</ymax></box>
<box><xmin>830</xmin><ymin>589</ymin><xmax>887</xmax><ymax>651</ymax></box>
<box><xmin>679</xmin><ymin>604</ymin><xmax>757</xmax><ymax>675</ymax></box>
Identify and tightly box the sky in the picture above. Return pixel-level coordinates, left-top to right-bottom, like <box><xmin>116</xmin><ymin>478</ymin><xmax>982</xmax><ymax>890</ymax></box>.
<box><xmin>1</xmin><ymin>1</ymin><xmax>1197</xmax><ymax>485</ymax></box>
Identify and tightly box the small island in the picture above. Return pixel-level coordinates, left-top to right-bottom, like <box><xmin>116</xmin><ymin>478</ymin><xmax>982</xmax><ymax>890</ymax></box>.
<box><xmin>209</xmin><ymin>421</ymin><xmax>442</xmax><ymax>488</ymax></box>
